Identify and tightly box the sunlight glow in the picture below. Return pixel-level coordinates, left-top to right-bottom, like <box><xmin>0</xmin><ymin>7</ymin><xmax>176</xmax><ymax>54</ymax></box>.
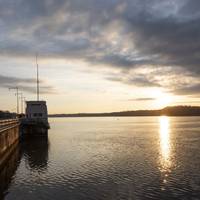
<box><xmin>159</xmin><ymin>116</ymin><xmax>171</xmax><ymax>171</ymax></box>
<box><xmin>153</xmin><ymin>90</ymin><xmax>173</xmax><ymax>108</ymax></box>
<box><xmin>158</xmin><ymin>95</ymin><xmax>172</xmax><ymax>107</ymax></box>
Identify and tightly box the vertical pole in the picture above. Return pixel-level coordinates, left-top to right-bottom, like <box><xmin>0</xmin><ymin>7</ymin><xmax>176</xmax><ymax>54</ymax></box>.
<box><xmin>9</xmin><ymin>87</ymin><xmax>20</xmax><ymax>115</ymax></box>
<box><xmin>23</xmin><ymin>97</ymin><xmax>26</xmax><ymax>114</ymax></box>
<box><xmin>18</xmin><ymin>93</ymin><xmax>23</xmax><ymax>114</ymax></box>
<box><xmin>36</xmin><ymin>54</ymin><xmax>39</xmax><ymax>101</ymax></box>
<box><xmin>16</xmin><ymin>87</ymin><xmax>19</xmax><ymax>114</ymax></box>
<box><xmin>21</xmin><ymin>95</ymin><xmax>23</xmax><ymax>114</ymax></box>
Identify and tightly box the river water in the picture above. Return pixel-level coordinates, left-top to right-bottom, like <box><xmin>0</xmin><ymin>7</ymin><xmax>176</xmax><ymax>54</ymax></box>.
<box><xmin>1</xmin><ymin>117</ymin><xmax>200</xmax><ymax>200</ymax></box>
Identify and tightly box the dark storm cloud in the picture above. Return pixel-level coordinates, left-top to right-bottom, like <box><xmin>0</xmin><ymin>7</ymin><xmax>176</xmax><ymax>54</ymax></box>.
<box><xmin>0</xmin><ymin>75</ymin><xmax>55</xmax><ymax>94</ymax></box>
<box><xmin>0</xmin><ymin>0</ymin><xmax>199</xmax><ymax>96</ymax></box>
<box><xmin>179</xmin><ymin>0</ymin><xmax>200</xmax><ymax>15</ymax></box>
<box><xmin>125</xmin><ymin>15</ymin><xmax>200</xmax><ymax>75</ymax></box>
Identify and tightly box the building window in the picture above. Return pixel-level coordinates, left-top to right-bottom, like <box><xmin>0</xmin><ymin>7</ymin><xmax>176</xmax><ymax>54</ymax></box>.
<box><xmin>33</xmin><ymin>113</ymin><xmax>43</xmax><ymax>117</ymax></box>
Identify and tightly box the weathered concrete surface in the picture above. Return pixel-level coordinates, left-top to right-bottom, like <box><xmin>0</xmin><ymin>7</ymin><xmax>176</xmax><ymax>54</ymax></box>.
<box><xmin>0</xmin><ymin>125</ymin><xmax>19</xmax><ymax>167</ymax></box>
<box><xmin>0</xmin><ymin>143</ymin><xmax>20</xmax><ymax>200</ymax></box>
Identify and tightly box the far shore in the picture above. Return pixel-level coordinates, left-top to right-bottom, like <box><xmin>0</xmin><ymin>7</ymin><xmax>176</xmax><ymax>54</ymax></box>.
<box><xmin>49</xmin><ymin>105</ymin><xmax>200</xmax><ymax>117</ymax></box>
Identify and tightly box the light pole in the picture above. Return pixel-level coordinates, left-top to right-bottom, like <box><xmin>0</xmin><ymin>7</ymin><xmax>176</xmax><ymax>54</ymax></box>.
<box><xmin>18</xmin><ymin>93</ymin><xmax>23</xmax><ymax>114</ymax></box>
<box><xmin>22</xmin><ymin>97</ymin><xmax>26</xmax><ymax>114</ymax></box>
<box><xmin>9</xmin><ymin>87</ymin><xmax>19</xmax><ymax>114</ymax></box>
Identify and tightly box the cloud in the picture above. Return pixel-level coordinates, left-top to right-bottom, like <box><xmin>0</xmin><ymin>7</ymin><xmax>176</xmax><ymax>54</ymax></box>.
<box><xmin>0</xmin><ymin>74</ymin><xmax>56</xmax><ymax>94</ymax></box>
<box><xmin>0</xmin><ymin>75</ymin><xmax>35</xmax><ymax>85</ymax></box>
<box><xmin>106</xmin><ymin>74</ymin><xmax>161</xmax><ymax>87</ymax></box>
<box><xmin>128</xmin><ymin>98</ymin><xmax>156</xmax><ymax>101</ymax></box>
<box><xmin>0</xmin><ymin>0</ymin><xmax>200</xmax><ymax>97</ymax></box>
<box><xmin>171</xmin><ymin>83</ymin><xmax>200</xmax><ymax>96</ymax></box>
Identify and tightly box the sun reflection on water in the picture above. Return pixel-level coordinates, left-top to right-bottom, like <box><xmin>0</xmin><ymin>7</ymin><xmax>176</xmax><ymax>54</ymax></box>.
<box><xmin>159</xmin><ymin>116</ymin><xmax>172</xmax><ymax>185</ymax></box>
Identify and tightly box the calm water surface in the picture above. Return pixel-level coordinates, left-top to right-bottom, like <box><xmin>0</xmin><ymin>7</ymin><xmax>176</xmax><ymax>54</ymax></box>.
<box><xmin>1</xmin><ymin>117</ymin><xmax>200</xmax><ymax>200</ymax></box>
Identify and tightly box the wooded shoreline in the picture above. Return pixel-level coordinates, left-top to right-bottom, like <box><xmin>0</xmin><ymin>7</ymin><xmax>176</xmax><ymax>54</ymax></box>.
<box><xmin>49</xmin><ymin>106</ymin><xmax>200</xmax><ymax>117</ymax></box>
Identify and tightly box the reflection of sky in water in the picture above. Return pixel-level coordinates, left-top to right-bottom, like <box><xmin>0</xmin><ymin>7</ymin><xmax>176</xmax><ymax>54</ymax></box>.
<box><xmin>2</xmin><ymin>117</ymin><xmax>200</xmax><ymax>200</ymax></box>
<box><xmin>159</xmin><ymin>116</ymin><xmax>172</xmax><ymax>185</ymax></box>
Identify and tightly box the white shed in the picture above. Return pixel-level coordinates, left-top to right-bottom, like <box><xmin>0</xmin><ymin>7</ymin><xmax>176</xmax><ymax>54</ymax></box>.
<box><xmin>25</xmin><ymin>101</ymin><xmax>48</xmax><ymax>122</ymax></box>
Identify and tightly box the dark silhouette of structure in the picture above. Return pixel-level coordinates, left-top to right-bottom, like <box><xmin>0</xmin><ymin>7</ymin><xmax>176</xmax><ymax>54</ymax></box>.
<box><xmin>0</xmin><ymin>111</ymin><xmax>16</xmax><ymax>119</ymax></box>
<box><xmin>21</xmin><ymin>136</ymin><xmax>49</xmax><ymax>170</ymax></box>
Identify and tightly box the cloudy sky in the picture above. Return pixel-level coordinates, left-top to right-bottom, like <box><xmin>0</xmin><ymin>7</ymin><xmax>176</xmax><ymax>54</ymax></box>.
<box><xmin>0</xmin><ymin>0</ymin><xmax>200</xmax><ymax>113</ymax></box>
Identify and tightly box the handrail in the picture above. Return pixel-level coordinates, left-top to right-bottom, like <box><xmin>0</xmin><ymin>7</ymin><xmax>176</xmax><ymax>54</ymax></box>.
<box><xmin>0</xmin><ymin>123</ymin><xmax>19</xmax><ymax>134</ymax></box>
<box><xmin>0</xmin><ymin>119</ymin><xmax>19</xmax><ymax>129</ymax></box>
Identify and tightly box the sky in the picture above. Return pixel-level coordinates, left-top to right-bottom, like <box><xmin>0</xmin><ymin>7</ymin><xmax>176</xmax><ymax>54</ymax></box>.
<box><xmin>0</xmin><ymin>0</ymin><xmax>200</xmax><ymax>114</ymax></box>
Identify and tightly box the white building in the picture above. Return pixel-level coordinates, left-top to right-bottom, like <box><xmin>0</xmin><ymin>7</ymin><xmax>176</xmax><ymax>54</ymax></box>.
<box><xmin>25</xmin><ymin>101</ymin><xmax>48</xmax><ymax>122</ymax></box>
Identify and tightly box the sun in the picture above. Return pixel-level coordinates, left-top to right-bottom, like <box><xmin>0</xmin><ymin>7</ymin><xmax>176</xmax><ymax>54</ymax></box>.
<box><xmin>153</xmin><ymin>90</ymin><xmax>173</xmax><ymax>108</ymax></box>
<box><xmin>157</xmin><ymin>95</ymin><xmax>173</xmax><ymax>108</ymax></box>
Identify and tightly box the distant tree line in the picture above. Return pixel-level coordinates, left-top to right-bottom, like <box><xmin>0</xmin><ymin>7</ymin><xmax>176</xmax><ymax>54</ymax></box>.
<box><xmin>0</xmin><ymin>110</ymin><xmax>16</xmax><ymax>119</ymax></box>
<box><xmin>49</xmin><ymin>106</ymin><xmax>200</xmax><ymax>117</ymax></box>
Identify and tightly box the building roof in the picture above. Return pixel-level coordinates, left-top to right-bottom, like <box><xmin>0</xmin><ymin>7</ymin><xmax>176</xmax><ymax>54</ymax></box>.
<box><xmin>26</xmin><ymin>101</ymin><xmax>46</xmax><ymax>104</ymax></box>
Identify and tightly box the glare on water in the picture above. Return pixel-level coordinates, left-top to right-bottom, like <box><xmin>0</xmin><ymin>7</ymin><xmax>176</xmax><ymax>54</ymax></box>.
<box><xmin>159</xmin><ymin>116</ymin><xmax>172</xmax><ymax>186</ymax></box>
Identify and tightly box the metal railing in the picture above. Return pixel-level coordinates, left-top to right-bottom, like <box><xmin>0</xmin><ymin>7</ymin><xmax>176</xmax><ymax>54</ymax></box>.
<box><xmin>0</xmin><ymin>119</ymin><xmax>19</xmax><ymax>132</ymax></box>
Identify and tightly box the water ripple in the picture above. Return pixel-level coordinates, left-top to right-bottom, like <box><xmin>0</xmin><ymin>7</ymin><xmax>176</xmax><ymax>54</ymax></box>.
<box><xmin>1</xmin><ymin>117</ymin><xmax>200</xmax><ymax>200</ymax></box>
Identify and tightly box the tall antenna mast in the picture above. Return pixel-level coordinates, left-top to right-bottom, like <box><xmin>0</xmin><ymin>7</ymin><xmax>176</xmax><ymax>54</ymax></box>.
<box><xmin>36</xmin><ymin>54</ymin><xmax>39</xmax><ymax>101</ymax></box>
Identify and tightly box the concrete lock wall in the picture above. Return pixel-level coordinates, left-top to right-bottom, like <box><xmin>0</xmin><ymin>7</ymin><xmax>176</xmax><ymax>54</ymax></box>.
<box><xmin>0</xmin><ymin>125</ymin><xmax>19</xmax><ymax>167</ymax></box>
<box><xmin>0</xmin><ymin>145</ymin><xmax>20</xmax><ymax>199</ymax></box>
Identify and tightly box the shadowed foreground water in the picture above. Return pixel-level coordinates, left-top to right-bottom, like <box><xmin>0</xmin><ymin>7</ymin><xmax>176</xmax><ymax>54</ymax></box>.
<box><xmin>1</xmin><ymin>117</ymin><xmax>200</xmax><ymax>200</ymax></box>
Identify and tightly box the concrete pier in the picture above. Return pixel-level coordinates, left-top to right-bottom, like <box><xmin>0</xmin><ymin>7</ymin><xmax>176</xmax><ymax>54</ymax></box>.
<box><xmin>0</xmin><ymin>119</ymin><xmax>19</xmax><ymax>167</ymax></box>
<box><xmin>0</xmin><ymin>144</ymin><xmax>21</xmax><ymax>200</ymax></box>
